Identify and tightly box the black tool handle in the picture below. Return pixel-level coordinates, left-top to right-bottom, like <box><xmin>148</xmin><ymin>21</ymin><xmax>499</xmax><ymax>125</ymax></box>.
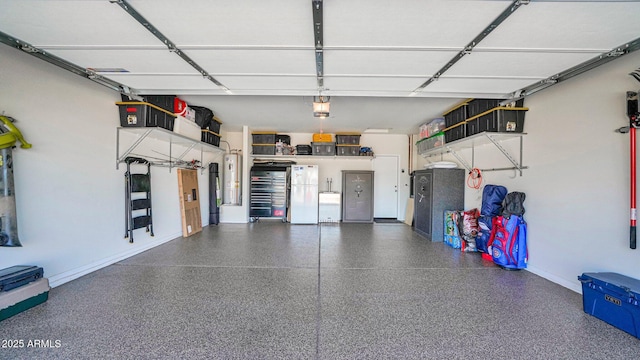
<box><xmin>631</xmin><ymin>226</ymin><xmax>637</xmax><ymax>249</ymax></box>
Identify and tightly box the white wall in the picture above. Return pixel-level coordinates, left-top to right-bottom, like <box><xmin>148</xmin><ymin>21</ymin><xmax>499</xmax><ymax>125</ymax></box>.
<box><xmin>218</xmin><ymin>132</ymin><xmax>410</xmax><ymax>223</ymax></box>
<box><xmin>0</xmin><ymin>45</ymin><xmax>216</xmax><ymax>287</ymax></box>
<box><xmin>416</xmin><ymin>51</ymin><xmax>640</xmax><ymax>292</ymax></box>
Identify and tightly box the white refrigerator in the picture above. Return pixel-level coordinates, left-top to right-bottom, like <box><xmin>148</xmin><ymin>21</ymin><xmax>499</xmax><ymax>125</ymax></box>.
<box><xmin>290</xmin><ymin>165</ymin><xmax>319</xmax><ymax>224</ymax></box>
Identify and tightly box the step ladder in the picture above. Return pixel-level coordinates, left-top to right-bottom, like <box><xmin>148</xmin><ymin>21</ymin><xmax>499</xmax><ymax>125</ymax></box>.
<box><xmin>124</xmin><ymin>157</ymin><xmax>154</xmax><ymax>243</ymax></box>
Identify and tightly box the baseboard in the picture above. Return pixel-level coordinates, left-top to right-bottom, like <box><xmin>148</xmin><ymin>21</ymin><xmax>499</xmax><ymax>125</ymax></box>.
<box><xmin>526</xmin><ymin>265</ymin><xmax>582</xmax><ymax>294</ymax></box>
<box><xmin>48</xmin><ymin>232</ymin><xmax>181</xmax><ymax>288</ymax></box>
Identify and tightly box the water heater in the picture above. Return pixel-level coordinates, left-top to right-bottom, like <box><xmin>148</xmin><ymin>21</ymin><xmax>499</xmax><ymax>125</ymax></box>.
<box><xmin>223</xmin><ymin>151</ymin><xmax>242</xmax><ymax>205</ymax></box>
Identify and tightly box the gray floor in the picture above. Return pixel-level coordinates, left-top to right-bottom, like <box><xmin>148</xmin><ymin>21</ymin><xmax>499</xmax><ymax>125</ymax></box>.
<box><xmin>1</xmin><ymin>222</ymin><xmax>639</xmax><ymax>359</ymax></box>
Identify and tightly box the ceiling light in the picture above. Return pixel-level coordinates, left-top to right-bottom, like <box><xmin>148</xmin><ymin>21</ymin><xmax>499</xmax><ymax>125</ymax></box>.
<box><xmin>364</xmin><ymin>128</ymin><xmax>390</xmax><ymax>133</ymax></box>
<box><xmin>313</xmin><ymin>95</ymin><xmax>330</xmax><ymax>118</ymax></box>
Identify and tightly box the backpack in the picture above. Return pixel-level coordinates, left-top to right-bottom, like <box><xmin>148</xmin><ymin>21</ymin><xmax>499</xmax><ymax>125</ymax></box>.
<box><xmin>487</xmin><ymin>215</ymin><xmax>528</xmax><ymax>269</ymax></box>
<box><xmin>502</xmin><ymin>192</ymin><xmax>526</xmax><ymax>218</ymax></box>
<box><xmin>481</xmin><ymin>185</ymin><xmax>508</xmax><ymax>217</ymax></box>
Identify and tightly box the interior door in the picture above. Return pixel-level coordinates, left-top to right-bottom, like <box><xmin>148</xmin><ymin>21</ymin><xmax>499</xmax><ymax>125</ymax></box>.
<box><xmin>373</xmin><ymin>155</ymin><xmax>399</xmax><ymax>218</ymax></box>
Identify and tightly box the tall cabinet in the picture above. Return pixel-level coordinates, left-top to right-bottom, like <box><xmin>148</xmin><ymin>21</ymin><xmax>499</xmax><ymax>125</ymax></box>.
<box><xmin>342</xmin><ymin>170</ymin><xmax>374</xmax><ymax>223</ymax></box>
<box><xmin>413</xmin><ymin>168</ymin><xmax>464</xmax><ymax>241</ymax></box>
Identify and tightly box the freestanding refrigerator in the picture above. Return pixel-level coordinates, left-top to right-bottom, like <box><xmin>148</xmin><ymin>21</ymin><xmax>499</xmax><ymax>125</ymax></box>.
<box><xmin>290</xmin><ymin>165</ymin><xmax>319</xmax><ymax>224</ymax></box>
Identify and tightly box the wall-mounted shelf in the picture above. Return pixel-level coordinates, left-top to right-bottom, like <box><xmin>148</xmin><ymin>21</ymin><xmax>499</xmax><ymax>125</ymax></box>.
<box><xmin>250</xmin><ymin>155</ymin><xmax>374</xmax><ymax>160</ymax></box>
<box><xmin>419</xmin><ymin>131</ymin><xmax>527</xmax><ymax>175</ymax></box>
<box><xmin>116</xmin><ymin>127</ymin><xmax>224</xmax><ymax>171</ymax></box>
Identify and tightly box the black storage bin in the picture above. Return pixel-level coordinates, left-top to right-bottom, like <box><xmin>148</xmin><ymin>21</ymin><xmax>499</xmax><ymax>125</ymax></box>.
<box><xmin>336</xmin><ymin>145</ymin><xmax>360</xmax><ymax>156</ymax></box>
<box><xmin>201</xmin><ymin>130</ymin><xmax>220</xmax><ymax>147</ymax></box>
<box><xmin>444</xmin><ymin>123</ymin><xmax>466</xmax><ymax>143</ymax></box>
<box><xmin>252</xmin><ymin>132</ymin><xmax>276</xmax><ymax>144</ymax></box>
<box><xmin>117</xmin><ymin>102</ymin><xmax>175</xmax><ymax>131</ymax></box>
<box><xmin>444</xmin><ymin>103</ymin><xmax>468</xmax><ymax>128</ymax></box>
<box><xmin>335</xmin><ymin>133</ymin><xmax>361</xmax><ymax>145</ymax></box>
<box><xmin>190</xmin><ymin>105</ymin><xmax>214</xmax><ymax>129</ymax></box>
<box><xmin>276</xmin><ymin>134</ymin><xmax>291</xmax><ymax>145</ymax></box>
<box><xmin>209</xmin><ymin>116</ymin><xmax>222</xmax><ymax>134</ymax></box>
<box><xmin>252</xmin><ymin>144</ymin><xmax>276</xmax><ymax>155</ymax></box>
<box><xmin>296</xmin><ymin>144</ymin><xmax>312</xmax><ymax>155</ymax></box>
<box><xmin>467</xmin><ymin>99</ymin><xmax>503</xmax><ymax>118</ymax></box>
<box><xmin>466</xmin><ymin>108</ymin><xmax>527</xmax><ymax>136</ymax></box>
<box><xmin>143</xmin><ymin>95</ymin><xmax>176</xmax><ymax>112</ymax></box>
<box><xmin>312</xmin><ymin>142</ymin><xmax>336</xmax><ymax>156</ymax></box>
<box><xmin>0</xmin><ymin>265</ymin><xmax>44</xmax><ymax>292</ymax></box>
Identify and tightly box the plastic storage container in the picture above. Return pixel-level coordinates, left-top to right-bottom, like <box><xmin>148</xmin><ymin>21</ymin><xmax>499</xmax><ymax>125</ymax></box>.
<box><xmin>252</xmin><ymin>144</ymin><xmax>276</xmax><ymax>155</ymax></box>
<box><xmin>209</xmin><ymin>116</ymin><xmax>222</xmax><ymax>134</ymax></box>
<box><xmin>335</xmin><ymin>133</ymin><xmax>361</xmax><ymax>145</ymax></box>
<box><xmin>0</xmin><ymin>278</ymin><xmax>49</xmax><ymax>322</ymax></box>
<box><xmin>117</xmin><ymin>102</ymin><xmax>175</xmax><ymax>131</ymax></box>
<box><xmin>173</xmin><ymin>116</ymin><xmax>201</xmax><ymax>140</ymax></box>
<box><xmin>252</xmin><ymin>132</ymin><xmax>276</xmax><ymax>144</ymax></box>
<box><xmin>466</xmin><ymin>107</ymin><xmax>527</xmax><ymax>136</ymax></box>
<box><xmin>313</xmin><ymin>133</ymin><xmax>332</xmax><ymax>142</ymax></box>
<box><xmin>311</xmin><ymin>142</ymin><xmax>336</xmax><ymax>156</ymax></box>
<box><xmin>578</xmin><ymin>272</ymin><xmax>640</xmax><ymax>339</ymax></box>
<box><xmin>416</xmin><ymin>132</ymin><xmax>445</xmax><ymax>153</ymax></box>
<box><xmin>201</xmin><ymin>130</ymin><xmax>220</xmax><ymax>147</ymax></box>
<box><xmin>444</xmin><ymin>123</ymin><xmax>466</xmax><ymax>143</ymax></box>
<box><xmin>296</xmin><ymin>144</ymin><xmax>312</xmax><ymax>155</ymax></box>
<box><xmin>444</xmin><ymin>101</ymin><xmax>469</xmax><ymax>129</ymax></box>
<box><xmin>336</xmin><ymin>144</ymin><xmax>360</xmax><ymax>156</ymax></box>
<box><xmin>467</xmin><ymin>99</ymin><xmax>502</xmax><ymax>118</ymax></box>
<box><xmin>426</xmin><ymin>118</ymin><xmax>445</xmax><ymax>138</ymax></box>
<box><xmin>144</xmin><ymin>95</ymin><xmax>188</xmax><ymax>114</ymax></box>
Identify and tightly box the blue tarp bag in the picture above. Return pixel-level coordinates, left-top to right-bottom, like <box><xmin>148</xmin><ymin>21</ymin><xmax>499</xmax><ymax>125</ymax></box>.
<box><xmin>488</xmin><ymin>215</ymin><xmax>528</xmax><ymax>269</ymax></box>
<box><xmin>480</xmin><ymin>185</ymin><xmax>508</xmax><ymax>217</ymax></box>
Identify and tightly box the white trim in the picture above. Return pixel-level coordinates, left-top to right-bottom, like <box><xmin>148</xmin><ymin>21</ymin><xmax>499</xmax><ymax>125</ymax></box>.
<box><xmin>48</xmin><ymin>232</ymin><xmax>181</xmax><ymax>288</ymax></box>
<box><xmin>526</xmin><ymin>265</ymin><xmax>583</xmax><ymax>294</ymax></box>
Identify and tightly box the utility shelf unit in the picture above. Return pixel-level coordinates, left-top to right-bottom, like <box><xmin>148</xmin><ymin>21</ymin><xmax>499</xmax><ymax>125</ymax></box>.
<box><xmin>250</xmin><ymin>155</ymin><xmax>374</xmax><ymax>160</ymax></box>
<box><xmin>116</xmin><ymin>127</ymin><xmax>224</xmax><ymax>171</ymax></box>
<box><xmin>419</xmin><ymin>131</ymin><xmax>527</xmax><ymax>176</ymax></box>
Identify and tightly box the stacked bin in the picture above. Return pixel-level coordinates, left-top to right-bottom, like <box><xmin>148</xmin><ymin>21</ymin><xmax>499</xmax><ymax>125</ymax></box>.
<box><xmin>311</xmin><ymin>133</ymin><xmax>335</xmax><ymax>156</ymax></box>
<box><xmin>252</xmin><ymin>132</ymin><xmax>276</xmax><ymax>155</ymax></box>
<box><xmin>443</xmin><ymin>101</ymin><xmax>469</xmax><ymax>143</ymax></box>
<box><xmin>335</xmin><ymin>133</ymin><xmax>361</xmax><ymax>156</ymax></box>
<box><xmin>466</xmin><ymin>99</ymin><xmax>526</xmax><ymax>136</ymax></box>
<box><xmin>117</xmin><ymin>101</ymin><xmax>176</xmax><ymax>131</ymax></box>
<box><xmin>202</xmin><ymin>115</ymin><xmax>222</xmax><ymax>147</ymax></box>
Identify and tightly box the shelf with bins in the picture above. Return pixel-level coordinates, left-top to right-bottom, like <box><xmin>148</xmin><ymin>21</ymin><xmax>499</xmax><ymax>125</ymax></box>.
<box><xmin>419</xmin><ymin>131</ymin><xmax>527</xmax><ymax>176</ymax></box>
<box><xmin>249</xmin><ymin>154</ymin><xmax>374</xmax><ymax>160</ymax></box>
<box><xmin>116</xmin><ymin>126</ymin><xmax>224</xmax><ymax>171</ymax></box>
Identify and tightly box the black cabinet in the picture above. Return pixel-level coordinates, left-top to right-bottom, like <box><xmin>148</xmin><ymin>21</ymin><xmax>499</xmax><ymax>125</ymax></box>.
<box><xmin>250</xmin><ymin>166</ymin><xmax>289</xmax><ymax>221</ymax></box>
<box><xmin>413</xmin><ymin>169</ymin><xmax>464</xmax><ymax>241</ymax></box>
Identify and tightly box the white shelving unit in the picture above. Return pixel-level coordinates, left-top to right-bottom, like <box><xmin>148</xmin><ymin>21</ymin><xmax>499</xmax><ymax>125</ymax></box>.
<box><xmin>116</xmin><ymin>127</ymin><xmax>224</xmax><ymax>171</ymax></box>
<box><xmin>419</xmin><ymin>131</ymin><xmax>527</xmax><ymax>175</ymax></box>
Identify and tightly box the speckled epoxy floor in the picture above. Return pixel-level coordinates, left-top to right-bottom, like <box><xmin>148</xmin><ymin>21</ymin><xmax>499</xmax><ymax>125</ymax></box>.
<box><xmin>1</xmin><ymin>222</ymin><xmax>639</xmax><ymax>359</ymax></box>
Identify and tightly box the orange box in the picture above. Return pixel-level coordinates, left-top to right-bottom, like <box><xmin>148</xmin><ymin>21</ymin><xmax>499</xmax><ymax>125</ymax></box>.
<box><xmin>313</xmin><ymin>133</ymin><xmax>332</xmax><ymax>142</ymax></box>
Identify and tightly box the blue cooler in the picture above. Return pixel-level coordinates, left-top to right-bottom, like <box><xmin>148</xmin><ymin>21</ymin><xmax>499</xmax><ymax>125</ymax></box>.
<box><xmin>578</xmin><ymin>272</ymin><xmax>640</xmax><ymax>338</ymax></box>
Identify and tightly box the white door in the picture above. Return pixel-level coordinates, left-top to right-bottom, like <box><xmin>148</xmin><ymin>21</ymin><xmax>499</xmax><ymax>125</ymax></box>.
<box><xmin>373</xmin><ymin>155</ymin><xmax>399</xmax><ymax>218</ymax></box>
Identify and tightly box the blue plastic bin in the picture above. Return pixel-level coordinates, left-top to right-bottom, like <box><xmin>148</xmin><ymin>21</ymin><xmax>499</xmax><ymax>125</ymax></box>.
<box><xmin>578</xmin><ymin>272</ymin><xmax>640</xmax><ymax>339</ymax></box>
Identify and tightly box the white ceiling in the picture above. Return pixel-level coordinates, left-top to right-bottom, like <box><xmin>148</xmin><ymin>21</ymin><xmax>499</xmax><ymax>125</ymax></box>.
<box><xmin>1</xmin><ymin>0</ymin><xmax>639</xmax><ymax>134</ymax></box>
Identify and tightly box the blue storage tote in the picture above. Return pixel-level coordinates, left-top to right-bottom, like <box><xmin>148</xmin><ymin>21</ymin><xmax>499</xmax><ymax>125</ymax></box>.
<box><xmin>578</xmin><ymin>272</ymin><xmax>640</xmax><ymax>339</ymax></box>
